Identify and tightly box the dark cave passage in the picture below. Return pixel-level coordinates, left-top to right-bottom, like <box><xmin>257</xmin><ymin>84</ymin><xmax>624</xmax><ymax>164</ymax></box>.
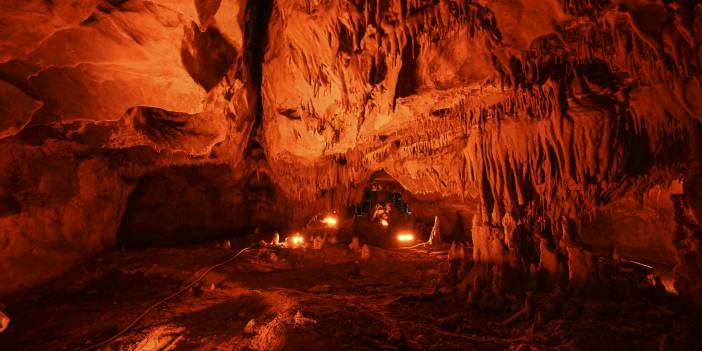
<box><xmin>116</xmin><ymin>164</ymin><xmax>291</xmax><ymax>247</ymax></box>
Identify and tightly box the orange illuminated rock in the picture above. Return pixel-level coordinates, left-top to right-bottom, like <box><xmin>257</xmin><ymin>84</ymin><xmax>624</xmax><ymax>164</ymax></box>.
<box><xmin>0</xmin><ymin>309</ymin><xmax>8</xmax><ymax>334</ymax></box>
<box><xmin>1</xmin><ymin>0</ymin><xmax>702</xmax><ymax>305</ymax></box>
<box><xmin>361</xmin><ymin>244</ymin><xmax>371</xmax><ymax>260</ymax></box>
<box><xmin>348</xmin><ymin>237</ymin><xmax>361</xmax><ymax>252</ymax></box>
<box><xmin>427</xmin><ymin>216</ymin><xmax>442</xmax><ymax>247</ymax></box>
<box><xmin>0</xmin><ymin>80</ymin><xmax>42</xmax><ymax>139</ymax></box>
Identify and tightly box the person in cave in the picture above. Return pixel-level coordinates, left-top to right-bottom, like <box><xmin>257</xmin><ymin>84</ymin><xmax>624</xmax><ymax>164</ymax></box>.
<box><xmin>370</xmin><ymin>201</ymin><xmax>391</xmax><ymax>224</ymax></box>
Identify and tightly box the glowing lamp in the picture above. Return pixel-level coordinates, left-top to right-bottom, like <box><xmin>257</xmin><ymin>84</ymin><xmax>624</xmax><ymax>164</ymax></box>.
<box><xmin>380</xmin><ymin>219</ymin><xmax>389</xmax><ymax>227</ymax></box>
<box><xmin>291</xmin><ymin>233</ymin><xmax>305</xmax><ymax>248</ymax></box>
<box><xmin>321</xmin><ymin>216</ymin><xmax>338</xmax><ymax>228</ymax></box>
<box><xmin>397</xmin><ymin>232</ymin><xmax>415</xmax><ymax>243</ymax></box>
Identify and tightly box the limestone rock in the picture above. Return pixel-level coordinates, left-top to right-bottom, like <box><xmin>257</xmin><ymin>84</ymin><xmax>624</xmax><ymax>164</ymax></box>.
<box><xmin>0</xmin><ymin>309</ymin><xmax>8</xmax><ymax>334</ymax></box>
<box><xmin>244</xmin><ymin>319</ymin><xmax>257</xmax><ymax>335</ymax></box>
<box><xmin>427</xmin><ymin>216</ymin><xmax>442</xmax><ymax>247</ymax></box>
<box><xmin>538</xmin><ymin>238</ymin><xmax>559</xmax><ymax>280</ymax></box>
<box><xmin>1</xmin><ymin>0</ymin><xmax>702</xmax><ymax>305</ymax></box>
<box><xmin>448</xmin><ymin>241</ymin><xmax>467</xmax><ymax>278</ymax></box>
<box><xmin>271</xmin><ymin>233</ymin><xmax>280</xmax><ymax>246</ymax></box>
<box><xmin>348</xmin><ymin>237</ymin><xmax>361</xmax><ymax>252</ymax></box>
<box><xmin>361</xmin><ymin>244</ymin><xmax>370</xmax><ymax>260</ymax></box>
<box><xmin>312</xmin><ymin>236</ymin><xmax>325</xmax><ymax>250</ymax></box>
<box><xmin>567</xmin><ymin>245</ymin><xmax>596</xmax><ymax>294</ymax></box>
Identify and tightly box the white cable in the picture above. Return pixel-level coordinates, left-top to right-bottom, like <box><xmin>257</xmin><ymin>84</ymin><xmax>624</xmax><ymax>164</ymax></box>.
<box><xmin>77</xmin><ymin>247</ymin><xmax>250</xmax><ymax>351</ymax></box>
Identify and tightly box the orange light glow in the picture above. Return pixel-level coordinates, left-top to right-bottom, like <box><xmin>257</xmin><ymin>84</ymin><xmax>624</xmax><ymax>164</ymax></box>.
<box><xmin>397</xmin><ymin>232</ymin><xmax>415</xmax><ymax>243</ymax></box>
<box><xmin>291</xmin><ymin>233</ymin><xmax>305</xmax><ymax>248</ymax></box>
<box><xmin>380</xmin><ymin>219</ymin><xmax>389</xmax><ymax>227</ymax></box>
<box><xmin>321</xmin><ymin>216</ymin><xmax>338</xmax><ymax>227</ymax></box>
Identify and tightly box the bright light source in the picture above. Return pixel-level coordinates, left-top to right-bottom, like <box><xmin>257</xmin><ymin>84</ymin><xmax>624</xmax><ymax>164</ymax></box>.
<box><xmin>291</xmin><ymin>233</ymin><xmax>305</xmax><ymax>248</ymax></box>
<box><xmin>380</xmin><ymin>219</ymin><xmax>389</xmax><ymax>227</ymax></box>
<box><xmin>397</xmin><ymin>232</ymin><xmax>415</xmax><ymax>243</ymax></box>
<box><xmin>321</xmin><ymin>216</ymin><xmax>338</xmax><ymax>227</ymax></box>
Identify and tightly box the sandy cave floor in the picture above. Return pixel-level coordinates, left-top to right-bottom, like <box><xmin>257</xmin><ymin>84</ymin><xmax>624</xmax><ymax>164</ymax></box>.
<box><xmin>0</xmin><ymin>238</ymin><xmax>699</xmax><ymax>351</ymax></box>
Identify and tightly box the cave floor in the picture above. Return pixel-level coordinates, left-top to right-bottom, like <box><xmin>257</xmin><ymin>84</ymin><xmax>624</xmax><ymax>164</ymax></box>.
<box><xmin>0</xmin><ymin>240</ymin><xmax>699</xmax><ymax>351</ymax></box>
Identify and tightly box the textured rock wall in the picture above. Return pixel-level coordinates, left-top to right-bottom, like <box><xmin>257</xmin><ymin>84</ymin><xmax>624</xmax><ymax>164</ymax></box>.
<box><xmin>116</xmin><ymin>163</ymin><xmax>292</xmax><ymax>245</ymax></box>
<box><xmin>258</xmin><ymin>0</ymin><xmax>702</xmax><ymax>300</ymax></box>
<box><xmin>0</xmin><ymin>0</ymin><xmax>255</xmax><ymax>296</ymax></box>
<box><xmin>0</xmin><ymin>141</ymin><xmax>133</xmax><ymax>295</ymax></box>
<box><xmin>580</xmin><ymin>182</ymin><xmax>681</xmax><ymax>265</ymax></box>
<box><xmin>1</xmin><ymin>0</ymin><xmax>702</xmax><ymax>301</ymax></box>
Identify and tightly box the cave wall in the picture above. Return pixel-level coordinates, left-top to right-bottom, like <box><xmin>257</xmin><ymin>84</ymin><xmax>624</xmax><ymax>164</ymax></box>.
<box><xmin>405</xmin><ymin>199</ymin><xmax>477</xmax><ymax>243</ymax></box>
<box><xmin>258</xmin><ymin>0</ymin><xmax>702</xmax><ymax>300</ymax></box>
<box><xmin>673</xmin><ymin>122</ymin><xmax>702</xmax><ymax>305</ymax></box>
<box><xmin>117</xmin><ymin>164</ymin><xmax>291</xmax><ymax>246</ymax></box>
<box><xmin>0</xmin><ymin>140</ymin><xmax>133</xmax><ymax>296</ymax></box>
<box><xmin>1</xmin><ymin>0</ymin><xmax>702</xmax><ymax>302</ymax></box>
<box><xmin>0</xmin><ymin>0</ymin><xmax>256</xmax><ymax>297</ymax></box>
<box><xmin>580</xmin><ymin>182</ymin><xmax>681</xmax><ymax>265</ymax></box>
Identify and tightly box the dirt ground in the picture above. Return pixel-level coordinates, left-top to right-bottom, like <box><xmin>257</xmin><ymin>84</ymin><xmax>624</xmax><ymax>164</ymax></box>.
<box><xmin>0</xmin><ymin>238</ymin><xmax>699</xmax><ymax>351</ymax></box>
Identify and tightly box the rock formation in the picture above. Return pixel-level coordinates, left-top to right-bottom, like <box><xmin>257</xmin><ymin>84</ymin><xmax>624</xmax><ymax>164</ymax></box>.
<box><xmin>1</xmin><ymin>0</ymin><xmax>701</xmax><ymax>305</ymax></box>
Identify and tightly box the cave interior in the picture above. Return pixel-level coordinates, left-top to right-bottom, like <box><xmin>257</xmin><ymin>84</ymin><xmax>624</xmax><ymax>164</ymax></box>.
<box><xmin>1</xmin><ymin>0</ymin><xmax>702</xmax><ymax>350</ymax></box>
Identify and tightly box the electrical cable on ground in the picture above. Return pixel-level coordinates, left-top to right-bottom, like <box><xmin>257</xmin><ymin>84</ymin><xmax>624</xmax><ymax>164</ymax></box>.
<box><xmin>77</xmin><ymin>246</ymin><xmax>250</xmax><ymax>351</ymax></box>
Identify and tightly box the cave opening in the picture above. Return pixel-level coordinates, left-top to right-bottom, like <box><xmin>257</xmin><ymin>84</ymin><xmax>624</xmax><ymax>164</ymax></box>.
<box><xmin>2</xmin><ymin>1</ymin><xmax>702</xmax><ymax>350</ymax></box>
<box><xmin>341</xmin><ymin>170</ymin><xmax>425</xmax><ymax>247</ymax></box>
<box><xmin>343</xmin><ymin>170</ymin><xmax>475</xmax><ymax>246</ymax></box>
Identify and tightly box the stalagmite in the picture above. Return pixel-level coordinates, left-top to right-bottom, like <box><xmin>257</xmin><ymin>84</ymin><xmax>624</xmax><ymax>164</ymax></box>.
<box><xmin>313</xmin><ymin>236</ymin><xmax>325</xmax><ymax>250</ymax></box>
<box><xmin>566</xmin><ymin>245</ymin><xmax>596</xmax><ymax>294</ymax></box>
<box><xmin>0</xmin><ymin>309</ymin><xmax>8</xmax><ymax>334</ymax></box>
<box><xmin>448</xmin><ymin>241</ymin><xmax>466</xmax><ymax>278</ymax></box>
<box><xmin>448</xmin><ymin>241</ymin><xmax>458</xmax><ymax>262</ymax></box>
<box><xmin>427</xmin><ymin>216</ymin><xmax>442</xmax><ymax>247</ymax></box>
<box><xmin>271</xmin><ymin>233</ymin><xmax>280</xmax><ymax>246</ymax></box>
<box><xmin>361</xmin><ymin>244</ymin><xmax>371</xmax><ymax>260</ymax></box>
<box><xmin>538</xmin><ymin>238</ymin><xmax>559</xmax><ymax>285</ymax></box>
<box><xmin>244</xmin><ymin>319</ymin><xmax>257</xmax><ymax>335</ymax></box>
<box><xmin>349</xmin><ymin>237</ymin><xmax>361</xmax><ymax>252</ymax></box>
<box><xmin>612</xmin><ymin>247</ymin><xmax>621</xmax><ymax>263</ymax></box>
